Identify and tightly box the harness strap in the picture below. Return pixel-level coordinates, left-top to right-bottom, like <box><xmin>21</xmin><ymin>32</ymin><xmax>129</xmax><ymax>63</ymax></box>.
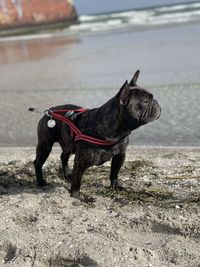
<box><xmin>49</xmin><ymin>109</ymin><xmax>117</xmax><ymax>146</ymax></box>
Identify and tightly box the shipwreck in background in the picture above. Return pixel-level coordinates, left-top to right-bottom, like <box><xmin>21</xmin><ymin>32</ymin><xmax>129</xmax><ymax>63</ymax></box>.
<box><xmin>0</xmin><ymin>0</ymin><xmax>77</xmax><ymax>35</ymax></box>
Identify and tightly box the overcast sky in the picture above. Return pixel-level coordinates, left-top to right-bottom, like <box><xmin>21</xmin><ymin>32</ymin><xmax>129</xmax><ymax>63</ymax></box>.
<box><xmin>74</xmin><ymin>0</ymin><xmax>195</xmax><ymax>15</ymax></box>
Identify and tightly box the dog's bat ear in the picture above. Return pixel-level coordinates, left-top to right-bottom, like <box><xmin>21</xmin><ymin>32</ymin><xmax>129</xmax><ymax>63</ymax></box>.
<box><xmin>129</xmin><ymin>70</ymin><xmax>140</xmax><ymax>86</ymax></box>
<box><xmin>118</xmin><ymin>80</ymin><xmax>130</xmax><ymax>106</ymax></box>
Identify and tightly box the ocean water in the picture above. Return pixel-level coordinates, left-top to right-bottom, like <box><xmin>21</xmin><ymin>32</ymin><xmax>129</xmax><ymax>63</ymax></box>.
<box><xmin>72</xmin><ymin>2</ymin><xmax>200</xmax><ymax>32</ymax></box>
<box><xmin>0</xmin><ymin>2</ymin><xmax>200</xmax><ymax>147</ymax></box>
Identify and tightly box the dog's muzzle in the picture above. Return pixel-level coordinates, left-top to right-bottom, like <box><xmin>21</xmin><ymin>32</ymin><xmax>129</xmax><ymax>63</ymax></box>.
<box><xmin>153</xmin><ymin>99</ymin><xmax>161</xmax><ymax>120</ymax></box>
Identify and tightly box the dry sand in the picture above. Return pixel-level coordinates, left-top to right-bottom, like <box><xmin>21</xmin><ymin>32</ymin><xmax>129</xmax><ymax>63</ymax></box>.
<box><xmin>0</xmin><ymin>146</ymin><xmax>200</xmax><ymax>267</ymax></box>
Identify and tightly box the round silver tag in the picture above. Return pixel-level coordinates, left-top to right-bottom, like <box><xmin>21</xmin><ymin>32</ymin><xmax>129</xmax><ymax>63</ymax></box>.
<box><xmin>47</xmin><ymin>119</ymin><xmax>56</xmax><ymax>128</ymax></box>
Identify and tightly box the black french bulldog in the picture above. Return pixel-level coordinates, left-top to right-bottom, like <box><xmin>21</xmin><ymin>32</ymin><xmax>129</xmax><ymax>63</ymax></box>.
<box><xmin>34</xmin><ymin>70</ymin><xmax>161</xmax><ymax>198</ymax></box>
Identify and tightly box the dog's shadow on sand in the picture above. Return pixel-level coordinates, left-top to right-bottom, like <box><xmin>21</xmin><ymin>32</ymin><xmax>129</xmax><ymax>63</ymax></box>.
<box><xmin>0</xmin><ymin>160</ymin><xmax>99</xmax><ymax>205</ymax></box>
<box><xmin>0</xmin><ymin>160</ymin><xmax>70</xmax><ymax>196</ymax></box>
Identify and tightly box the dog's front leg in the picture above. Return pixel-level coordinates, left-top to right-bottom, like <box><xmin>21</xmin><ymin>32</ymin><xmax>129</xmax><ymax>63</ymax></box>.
<box><xmin>60</xmin><ymin>152</ymin><xmax>72</xmax><ymax>182</ymax></box>
<box><xmin>110</xmin><ymin>153</ymin><xmax>126</xmax><ymax>190</ymax></box>
<box><xmin>70</xmin><ymin>163</ymin><xmax>85</xmax><ymax>199</ymax></box>
<box><xmin>70</xmin><ymin>146</ymin><xmax>90</xmax><ymax>199</ymax></box>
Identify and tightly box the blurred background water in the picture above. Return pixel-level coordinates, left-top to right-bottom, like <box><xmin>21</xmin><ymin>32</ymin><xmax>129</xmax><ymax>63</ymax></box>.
<box><xmin>0</xmin><ymin>0</ymin><xmax>200</xmax><ymax>147</ymax></box>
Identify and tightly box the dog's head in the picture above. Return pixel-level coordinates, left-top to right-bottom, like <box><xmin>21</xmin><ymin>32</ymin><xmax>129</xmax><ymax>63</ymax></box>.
<box><xmin>117</xmin><ymin>70</ymin><xmax>161</xmax><ymax>129</ymax></box>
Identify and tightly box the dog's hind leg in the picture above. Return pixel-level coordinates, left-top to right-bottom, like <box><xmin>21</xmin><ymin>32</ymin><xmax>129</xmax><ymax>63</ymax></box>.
<box><xmin>59</xmin><ymin>139</ymin><xmax>73</xmax><ymax>182</ymax></box>
<box><xmin>60</xmin><ymin>151</ymin><xmax>72</xmax><ymax>182</ymax></box>
<box><xmin>110</xmin><ymin>153</ymin><xmax>125</xmax><ymax>190</ymax></box>
<box><xmin>34</xmin><ymin>141</ymin><xmax>53</xmax><ymax>187</ymax></box>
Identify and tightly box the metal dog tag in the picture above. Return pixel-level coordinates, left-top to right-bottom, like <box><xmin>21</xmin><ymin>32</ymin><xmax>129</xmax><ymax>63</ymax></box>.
<box><xmin>47</xmin><ymin>119</ymin><xmax>56</xmax><ymax>128</ymax></box>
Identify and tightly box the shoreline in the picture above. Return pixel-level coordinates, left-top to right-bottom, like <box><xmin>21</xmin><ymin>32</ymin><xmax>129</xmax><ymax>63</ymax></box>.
<box><xmin>0</xmin><ymin>145</ymin><xmax>200</xmax><ymax>161</ymax></box>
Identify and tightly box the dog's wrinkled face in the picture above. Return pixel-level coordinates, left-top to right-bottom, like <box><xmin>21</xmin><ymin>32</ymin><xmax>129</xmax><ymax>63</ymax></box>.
<box><xmin>118</xmin><ymin>70</ymin><xmax>161</xmax><ymax>128</ymax></box>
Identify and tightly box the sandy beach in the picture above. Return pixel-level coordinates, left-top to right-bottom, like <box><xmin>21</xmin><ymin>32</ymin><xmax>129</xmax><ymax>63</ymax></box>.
<box><xmin>0</xmin><ymin>146</ymin><xmax>200</xmax><ymax>266</ymax></box>
<box><xmin>0</xmin><ymin>3</ymin><xmax>200</xmax><ymax>266</ymax></box>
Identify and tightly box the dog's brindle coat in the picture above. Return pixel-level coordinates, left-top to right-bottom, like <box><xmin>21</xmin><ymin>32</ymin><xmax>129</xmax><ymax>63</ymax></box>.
<box><xmin>34</xmin><ymin>71</ymin><xmax>161</xmax><ymax>198</ymax></box>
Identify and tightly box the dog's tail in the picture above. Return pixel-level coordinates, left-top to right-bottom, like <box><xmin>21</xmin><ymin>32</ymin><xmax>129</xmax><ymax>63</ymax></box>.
<box><xmin>28</xmin><ymin>107</ymin><xmax>43</xmax><ymax>113</ymax></box>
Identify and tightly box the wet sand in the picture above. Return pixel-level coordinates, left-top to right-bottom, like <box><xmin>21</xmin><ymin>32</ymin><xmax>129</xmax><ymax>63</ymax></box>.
<box><xmin>0</xmin><ymin>23</ymin><xmax>200</xmax><ymax>147</ymax></box>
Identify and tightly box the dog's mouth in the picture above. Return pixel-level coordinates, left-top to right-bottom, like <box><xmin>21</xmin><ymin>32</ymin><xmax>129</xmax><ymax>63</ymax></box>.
<box><xmin>154</xmin><ymin>100</ymin><xmax>161</xmax><ymax>120</ymax></box>
<box><xmin>156</xmin><ymin>110</ymin><xmax>161</xmax><ymax>120</ymax></box>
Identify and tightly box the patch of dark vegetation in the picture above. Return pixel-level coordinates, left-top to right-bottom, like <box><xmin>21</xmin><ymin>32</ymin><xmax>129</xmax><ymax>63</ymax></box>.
<box><xmin>0</xmin><ymin>242</ymin><xmax>17</xmax><ymax>263</ymax></box>
<box><xmin>49</xmin><ymin>254</ymin><xmax>98</xmax><ymax>267</ymax></box>
<box><xmin>0</xmin><ymin>161</ymin><xmax>36</xmax><ymax>188</ymax></box>
<box><xmin>152</xmin><ymin>222</ymin><xmax>181</xmax><ymax>235</ymax></box>
<box><xmin>0</xmin><ymin>160</ymin><xmax>66</xmax><ymax>192</ymax></box>
<box><xmin>95</xmin><ymin>187</ymin><xmax>174</xmax><ymax>205</ymax></box>
<box><xmin>188</xmin><ymin>193</ymin><xmax>200</xmax><ymax>204</ymax></box>
<box><xmin>123</xmin><ymin>159</ymin><xmax>153</xmax><ymax>173</ymax></box>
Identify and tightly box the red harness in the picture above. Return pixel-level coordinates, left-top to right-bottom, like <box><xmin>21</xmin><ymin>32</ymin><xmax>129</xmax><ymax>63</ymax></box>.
<box><xmin>48</xmin><ymin>109</ymin><xmax>117</xmax><ymax>146</ymax></box>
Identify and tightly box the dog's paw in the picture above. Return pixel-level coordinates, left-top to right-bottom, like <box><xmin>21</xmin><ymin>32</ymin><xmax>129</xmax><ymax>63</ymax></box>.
<box><xmin>110</xmin><ymin>180</ymin><xmax>123</xmax><ymax>191</ymax></box>
<box><xmin>70</xmin><ymin>190</ymin><xmax>80</xmax><ymax>200</ymax></box>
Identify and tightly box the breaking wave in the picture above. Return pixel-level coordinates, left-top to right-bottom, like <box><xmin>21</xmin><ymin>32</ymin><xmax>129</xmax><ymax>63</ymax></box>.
<box><xmin>69</xmin><ymin>2</ymin><xmax>200</xmax><ymax>33</ymax></box>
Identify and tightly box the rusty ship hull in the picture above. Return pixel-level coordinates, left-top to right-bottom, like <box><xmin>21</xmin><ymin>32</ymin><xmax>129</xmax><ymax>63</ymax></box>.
<box><xmin>0</xmin><ymin>0</ymin><xmax>77</xmax><ymax>34</ymax></box>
